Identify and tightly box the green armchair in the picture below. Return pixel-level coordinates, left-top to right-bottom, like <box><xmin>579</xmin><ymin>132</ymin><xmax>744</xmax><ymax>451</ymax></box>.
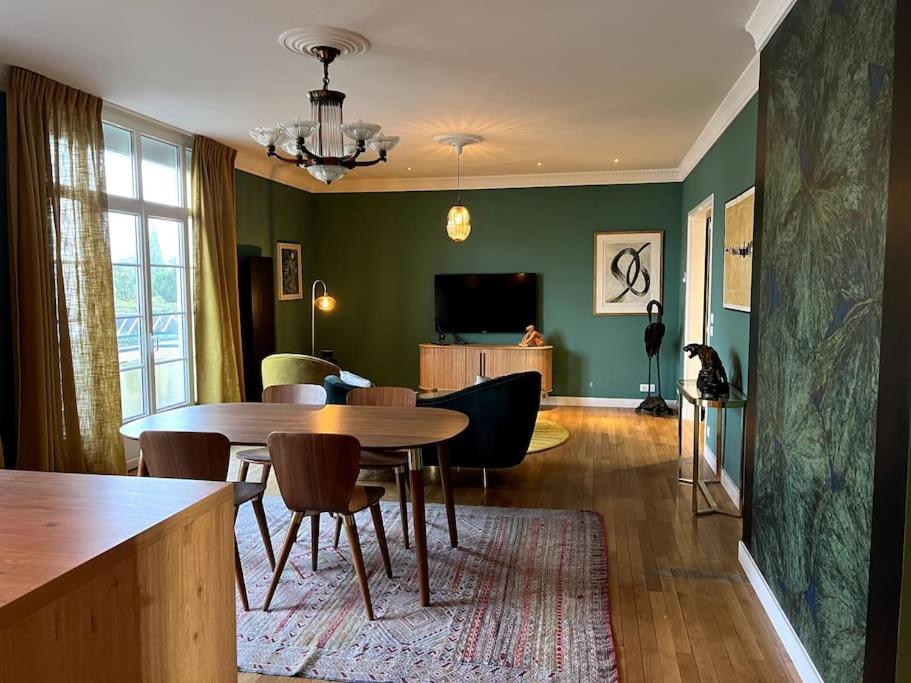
<box><xmin>261</xmin><ymin>353</ymin><xmax>341</xmax><ymax>390</ymax></box>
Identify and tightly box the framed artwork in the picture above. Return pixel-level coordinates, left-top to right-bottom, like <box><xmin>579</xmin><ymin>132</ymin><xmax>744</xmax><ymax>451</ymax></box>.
<box><xmin>723</xmin><ymin>187</ymin><xmax>755</xmax><ymax>312</ymax></box>
<box><xmin>276</xmin><ymin>242</ymin><xmax>303</xmax><ymax>300</ymax></box>
<box><xmin>593</xmin><ymin>230</ymin><xmax>664</xmax><ymax>315</ymax></box>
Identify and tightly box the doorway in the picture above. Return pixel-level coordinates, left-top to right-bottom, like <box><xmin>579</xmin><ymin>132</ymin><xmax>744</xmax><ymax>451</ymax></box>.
<box><xmin>682</xmin><ymin>196</ymin><xmax>713</xmax><ymax>421</ymax></box>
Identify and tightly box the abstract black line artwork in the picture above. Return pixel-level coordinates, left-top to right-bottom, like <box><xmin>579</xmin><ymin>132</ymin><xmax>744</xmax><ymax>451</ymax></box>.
<box><xmin>609</xmin><ymin>244</ymin><xmax>652</xmax><ymax>303</ymax></box>
<box><xmin>594</xmin><ymin>230</ymin><xmax>663</xmax><ymax>315</ymax></box>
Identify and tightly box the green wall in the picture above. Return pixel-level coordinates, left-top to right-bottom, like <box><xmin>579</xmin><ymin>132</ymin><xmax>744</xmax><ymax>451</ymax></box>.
<box><xmin>308</xmin><ymin>184</ymin><xmax>682</xmax><ymax>397</ymax></box>
<box><xmin>679</xmin><ymin>97</ymin><xmax>758</xmax><ymax>488</ymax></box>
<box><xmin>751</xmin><ymin>0</ymin><xmax>896</xmax><ymax>679</ymax></box>
<box><xmin>235</xmin><ymin>170</ymin><xmax>315</xmax><ymax>353</ymax></box>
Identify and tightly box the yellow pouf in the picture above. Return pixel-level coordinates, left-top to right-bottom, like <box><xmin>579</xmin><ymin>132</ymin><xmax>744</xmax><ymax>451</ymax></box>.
<box><xmin>527</xmin><ymin>419</ymin><xmax>570</xmax><ymax>454</ymax></box>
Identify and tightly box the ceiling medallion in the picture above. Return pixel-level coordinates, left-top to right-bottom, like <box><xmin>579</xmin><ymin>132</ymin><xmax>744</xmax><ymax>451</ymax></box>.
<box><xmin>435</xmin><ymin>134</ymin><xmax>483</xmax><ymax>243</ymax></box>
<box><xmin>249</xmin><ymin>27</ymin><xmax>396</xmax><ymax>185</ymax></box>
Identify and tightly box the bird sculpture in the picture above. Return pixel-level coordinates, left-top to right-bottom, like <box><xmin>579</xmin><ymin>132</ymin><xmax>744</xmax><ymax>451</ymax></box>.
<box><xmin>636</xmin><ymin>300</ymin><xmax>672</xmax><ymax>416</ymax></box>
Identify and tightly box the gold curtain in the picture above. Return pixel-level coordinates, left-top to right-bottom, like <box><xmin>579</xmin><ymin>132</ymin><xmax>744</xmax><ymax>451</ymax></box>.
<box><xmin>191</xmin><ymin>136</ymin><xmax>245</xmax><ymax>403</ymax></box>
<box><xmin>6</xmin><ymin>67</ymin><xmax>125</xmax><ymax>473</ymax></box>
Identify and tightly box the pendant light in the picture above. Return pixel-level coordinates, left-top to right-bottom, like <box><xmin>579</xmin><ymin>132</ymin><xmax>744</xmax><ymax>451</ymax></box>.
<box><xmin>435</xmin><ymin>134</ymin><xmax>482</xmax><ymax>243</ymax></box>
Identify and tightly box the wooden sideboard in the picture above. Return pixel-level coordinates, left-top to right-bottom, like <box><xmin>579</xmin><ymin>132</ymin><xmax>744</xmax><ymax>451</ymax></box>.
<box><xmin>0</xmin><ymin>470</ymin><xmax>236</xmax><ymax>682</ymax></box>
<box><xmin>419</xmin><ymin>343</ymin><xmax>553</xmax><ymax>393</ymax></box>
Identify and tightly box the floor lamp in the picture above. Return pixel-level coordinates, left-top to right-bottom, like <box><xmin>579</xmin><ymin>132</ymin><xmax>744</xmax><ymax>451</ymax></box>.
<box><xmin>311</xmin><ymin>279</ymin><xmax>337</xmax><ymax>356</ymax></box>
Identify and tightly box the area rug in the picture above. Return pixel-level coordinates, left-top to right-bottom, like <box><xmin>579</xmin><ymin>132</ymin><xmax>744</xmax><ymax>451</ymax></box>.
<box><xmin>527</xmin><ymin>418</ymin><xmax>571</xmax><ymax>453</ymax></box>
<box><xmin>235</xmin><ymin>498</ymin><xmax>617</xmax><ymax>682</ymax></box>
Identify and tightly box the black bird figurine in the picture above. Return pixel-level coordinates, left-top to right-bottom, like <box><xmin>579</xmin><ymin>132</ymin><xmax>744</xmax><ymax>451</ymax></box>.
<box><xmin>636</xmin><ymin>300</ymin><xmax>672</xmax><ymax>416</ymax></box>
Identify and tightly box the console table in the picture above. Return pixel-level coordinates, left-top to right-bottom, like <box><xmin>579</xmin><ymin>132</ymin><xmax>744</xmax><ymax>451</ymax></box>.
<box><xmin>419</xmin><ymin>343</ymin><xmax>553</xmax><ymax>393</ymax></box>
<box><xmin>676</xmin><ymin>379</ymin><xmax>747</xmax><ymax>517</ymax></box>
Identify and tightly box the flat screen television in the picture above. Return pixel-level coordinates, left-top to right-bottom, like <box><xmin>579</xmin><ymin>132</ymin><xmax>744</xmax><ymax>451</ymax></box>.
<box><xmin>434</xmin><ymin>273</ymin><xmax>538</xmax><ymax>333</ymax></box>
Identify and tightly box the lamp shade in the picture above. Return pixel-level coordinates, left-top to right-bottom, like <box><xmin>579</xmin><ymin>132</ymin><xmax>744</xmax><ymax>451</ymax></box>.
<box><xmin>315</xmin><ymin>294</ymin><xmax>336</xmax><ymax>311</ymax></box>
<box><xmin>446</xmin><ymin>204</ymin><xmax>472</xmax><ymax>242</ymax></box>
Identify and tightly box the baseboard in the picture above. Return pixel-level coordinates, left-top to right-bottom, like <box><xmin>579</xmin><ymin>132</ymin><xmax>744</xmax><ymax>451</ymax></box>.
<box><xmin>542</xmin><ymin>396</ymin><xmax>679</xmax><ymax>409</ymax></box>
<box><xmin>738</xmin><ymin>542</ymin><xmax>823</xmax><ymax>682</ymax></box>
<box><xmin>703</xmin><ymin>445</ymin><xmax>742</xmax><ymax>510</ymax></box>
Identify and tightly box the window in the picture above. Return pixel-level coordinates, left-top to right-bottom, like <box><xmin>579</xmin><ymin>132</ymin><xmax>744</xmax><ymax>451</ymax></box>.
<box><xmin>102</xmin><ymin>111</ymin><xmax>194</xmax><ymax>421</ymax></box>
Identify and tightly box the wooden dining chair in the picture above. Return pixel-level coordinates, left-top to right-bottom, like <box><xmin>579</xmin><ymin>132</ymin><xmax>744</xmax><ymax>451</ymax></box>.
<box><xmin>138</xmin><ymin>431</ymin><xmax>276</xmax><ymax>611</ymax></box>
<box><xmin>236</xmin><ymin>383</ymin><xmax>328</xmax><ymax>485</ymax></box>
<box><xmin>339</xmin><ymin>386</ymin><xmax>416</xmax><ymax>550</ymax></box>
<box><xmin>263</xmin><ymin>432</ymin><xmax>393</xmax><ymax>620</ymax></box>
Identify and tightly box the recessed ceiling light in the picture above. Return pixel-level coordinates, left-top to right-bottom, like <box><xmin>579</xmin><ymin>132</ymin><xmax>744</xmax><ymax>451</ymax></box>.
<box><xmin>408</xmin><ymin>167</ymin><xmax>412</xmax><ymax>171</ymax></box>
<box><xmin>537</xmin><ymin>162</ymin><xmax>542</xmax><ymax>166</ymax></box>
<box><xmin>613</xmin><ymin>158</ymin><xmax>620</xmax><ymax>164</ymax></box>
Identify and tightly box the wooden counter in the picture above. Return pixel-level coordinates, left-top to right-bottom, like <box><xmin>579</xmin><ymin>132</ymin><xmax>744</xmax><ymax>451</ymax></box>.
<box><xmin>0</xmin><ymin>470</ymin><xmax>236</xmax><ymax>682</ymax></box>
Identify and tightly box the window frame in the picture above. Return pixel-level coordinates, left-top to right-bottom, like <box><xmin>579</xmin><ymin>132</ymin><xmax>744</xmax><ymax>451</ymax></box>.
<box><xmin>102</xmin><ymin>107</ymin><xmax>196</xmax><ymax>424</ymax></box>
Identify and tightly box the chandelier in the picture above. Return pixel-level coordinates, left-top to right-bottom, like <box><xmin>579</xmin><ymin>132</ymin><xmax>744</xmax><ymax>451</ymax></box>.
<box><xmin>249</xmin><ymin>43</ymin><xmax>397</xmax><ymax>185</ymax></box>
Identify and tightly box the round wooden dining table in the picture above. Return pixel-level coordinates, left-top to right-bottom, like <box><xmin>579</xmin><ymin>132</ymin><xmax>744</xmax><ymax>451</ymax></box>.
<box><xmin>120</xmin><ymin>403</ymin><xmax>469</xmax><ymax>607</ymax></box>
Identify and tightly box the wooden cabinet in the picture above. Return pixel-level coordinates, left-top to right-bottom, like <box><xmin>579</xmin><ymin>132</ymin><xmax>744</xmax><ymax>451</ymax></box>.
<box><xmin>0</xmin><ymin>470</ymin><xmax>236</xmax><ymax>682</ymax></box>
<box><xmin>419</xmin><ymin>343</ymin><xmax>553</xmax><ymax>393</ymax></box>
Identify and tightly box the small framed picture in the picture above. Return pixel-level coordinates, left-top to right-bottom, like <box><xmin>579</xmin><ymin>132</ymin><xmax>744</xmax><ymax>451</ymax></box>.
<box><xmin>593</xmin><ymin>230</ymin><xmax>664</xmax><ymax>315</ymax></box>
<box><xmin>276</xmin><ymin>242</ymin><xmax>303</xmax><ymax>300</ymax></box>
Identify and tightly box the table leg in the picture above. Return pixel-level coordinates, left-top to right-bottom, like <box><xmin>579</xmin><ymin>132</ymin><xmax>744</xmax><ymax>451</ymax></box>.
<box><xmin>718</xmin><ymin>407</ymin><xmax>726</xmax><ymax>482</ymax></box>
<box><xmin>677</xmin><ymin>388</ymin><xmax>683</xmax><ymax>479</ymax></box>
<box><xmin>437</xmin><ymin>442</ymin><xmax>458</xmax><ymax>548</ymax></box>
<box><xmin>408</xmin><ymin>448</ymin><xmax>430</xmax><ymax>607</ymax></box>
<box><xmin>692</xmin><ymin>403</ymin><xmax>700</xmax><ymax>515</ymax></box>
<box><xmin>137</xmin><ymin>453</ymin><xmax>147</xmax><ymax>477</ymax></box>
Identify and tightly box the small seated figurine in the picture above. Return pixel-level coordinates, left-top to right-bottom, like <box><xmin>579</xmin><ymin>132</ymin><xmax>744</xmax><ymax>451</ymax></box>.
<box><xmin>519</xmin><ymin>324</ymin><xmax>545</xmax><ymax>347</ymax></box>
<box><xmin>683</xmin><ymin>343</ymin><xmax>730</xmax><ymax>397</ymax></box>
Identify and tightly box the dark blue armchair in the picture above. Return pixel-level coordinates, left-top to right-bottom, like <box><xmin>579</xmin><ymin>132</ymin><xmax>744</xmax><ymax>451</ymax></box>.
<box><xmin>417</xmin><ymin>371</ymin><xmax>541</xmax><ymax>485</ymax></box>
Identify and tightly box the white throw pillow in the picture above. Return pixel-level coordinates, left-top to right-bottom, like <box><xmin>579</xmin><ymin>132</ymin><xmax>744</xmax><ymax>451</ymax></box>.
<box><xmin>340</xmin><ymin>370</ymin><xmax>373</xmax><ymax>388</ymax></box>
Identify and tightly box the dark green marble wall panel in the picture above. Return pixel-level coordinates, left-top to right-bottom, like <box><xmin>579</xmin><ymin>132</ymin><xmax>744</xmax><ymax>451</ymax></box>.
<box><xmin>0</xmin><ymin>91</ymin><xmax>14</xmax><ymax>468</ymax></box>
<box><xmin>752</xmin><ymin>0</ymin><xmax>896</xmax><ymax>680</ymax></box>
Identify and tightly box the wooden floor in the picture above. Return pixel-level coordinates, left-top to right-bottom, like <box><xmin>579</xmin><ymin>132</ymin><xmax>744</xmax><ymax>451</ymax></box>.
<box><xmin>236</xmin><ymin>406</ymin><xmax>797</xmax><ymax>682</ymax></box>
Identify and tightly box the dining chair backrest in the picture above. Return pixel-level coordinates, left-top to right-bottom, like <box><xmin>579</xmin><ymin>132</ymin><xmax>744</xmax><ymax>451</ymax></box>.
<box><xmin>138</xmin><ymin>431</ymin><xmax>230</xmax><ymax>482</ymax></box>
<box><xmin>267</xmin><ymin>432</ymin><xmax>361</xmax><ymax>514</ymax></box>
<box><xmin>263</xmin><ymin>383</ymin><xmax>328</xmax><ymax>405</ymax></box>
<box><xmin>346</xmin><ymin>386</ymin><xmax>416</xmax><ymax>408</ymax></box>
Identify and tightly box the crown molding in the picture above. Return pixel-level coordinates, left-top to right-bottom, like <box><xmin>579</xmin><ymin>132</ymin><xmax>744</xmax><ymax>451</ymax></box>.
<box><xmin>312</xmin><ymin>168</ymin><xmax>681</xmax><ymax>193</ymax></box>
<box><xmin>677</xmin><ymin>54</ymin><xmax>760</xmax><ymax>180</ymax></box>
<box><xmin>746</xmin><ymin>0</ymin><xmax>798</xmax><ymax>51</ymax></box>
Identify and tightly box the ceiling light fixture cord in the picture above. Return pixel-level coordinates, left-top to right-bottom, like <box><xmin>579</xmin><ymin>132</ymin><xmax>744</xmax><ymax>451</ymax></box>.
<box><xmin>456</xmin><ymin>148</ymin><xmax>462</xmax><ymax>204</ymax></box>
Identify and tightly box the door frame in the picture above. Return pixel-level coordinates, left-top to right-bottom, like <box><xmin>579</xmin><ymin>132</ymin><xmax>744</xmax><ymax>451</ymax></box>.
<box><xmin>682</xmin><ymin>194</ymin><xmax>714</xmax><ymax>419</ymax></box>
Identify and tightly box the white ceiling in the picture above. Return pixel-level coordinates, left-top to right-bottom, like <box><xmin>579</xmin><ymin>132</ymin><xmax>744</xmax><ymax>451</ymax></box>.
<box><xmin>0</xmin><ymin>0</ymin><xmax>760</xmax><ymax>187</ymax></box>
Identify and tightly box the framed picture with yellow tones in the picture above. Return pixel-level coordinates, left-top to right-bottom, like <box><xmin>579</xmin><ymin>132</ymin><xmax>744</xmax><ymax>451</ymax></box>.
<box><xmin>723</xmin><ymin>187</ymin><xmax>755</xmax><ymax>312</ymax></box>
<box><xmin>276</xmin><ymin>241</ymin><xmax>303</xmax><ymax>301</ymax></box>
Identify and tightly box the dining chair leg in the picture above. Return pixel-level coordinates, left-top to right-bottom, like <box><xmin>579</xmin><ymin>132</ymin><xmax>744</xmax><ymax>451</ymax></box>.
<box><xmin>263</xmin><ymin>511</ymin><xmax>303</xmax><ymax>612</ymax></box>
<box><xmin>260</xmin><ymin>463</ymin><xmax>272</xmax><ymax>487</ymax></box>
<box><xmin>395</xmin><ymin>465</ymin><xmax>410</xmax><ymax>549</ymax></box>
<box><xmin>251</xmin><ymin>498</ymin><xmax>276</xmax><ymax>569</ymax></box>
<box><xmin>343</xmin><ymin>514</ymin><xmax>375</xmax><ymax>621</ymax></box>
<box><xmin>311</xmin><ymin>513</ymin><xmax>320</xmax><ymax>571</ymax></box>
<box><xmin>333</xmin><ymin>514</ymin><xmax>343</xmax><ymax>549</ymax></box>
<box><xmin>437</xmin><ymin>442</ymin><xmax>458</xmax><ymax>548</ymax></box>
<box><xmin>369</xmin><ymin>502</ymin><xmax>393</xmax><ymax>578</ymax></box>
<box><xmin>234</xmin><ymin>536</ymin><xmax>249</xmax><ymax>611</ymax></box>
<box><xmin>238</xmin><ymin>461</ymin><xmax>250</xmax><ymax>482</ymax></box>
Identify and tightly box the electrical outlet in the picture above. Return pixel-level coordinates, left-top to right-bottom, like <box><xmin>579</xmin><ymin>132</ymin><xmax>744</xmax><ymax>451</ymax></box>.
<box><xmin>639</xmin><ymin>383</ymin><xmax>656</xmax><ymax>393</ymax></box>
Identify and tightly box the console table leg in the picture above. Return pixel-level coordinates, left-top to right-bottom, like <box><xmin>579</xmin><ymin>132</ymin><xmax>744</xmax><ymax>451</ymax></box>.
<box><xmin>692</xmin><ymin>405</ymin><xmax>700</xmax><ymax>514</ymax></box>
